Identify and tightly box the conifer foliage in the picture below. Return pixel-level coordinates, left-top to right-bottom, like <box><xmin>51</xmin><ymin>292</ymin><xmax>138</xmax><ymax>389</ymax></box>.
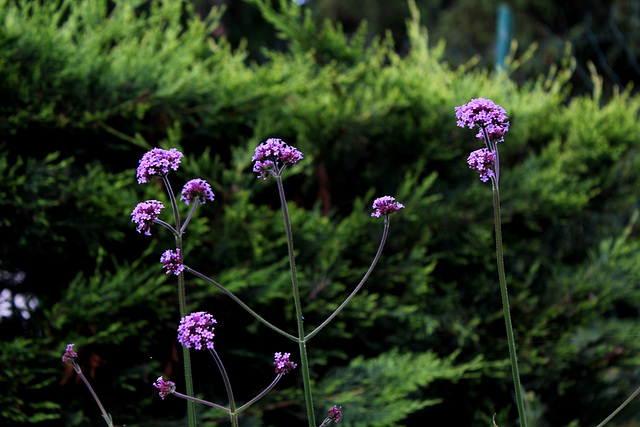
<box><xmin>2</xmin><ymin>0</ymin><xmax>640</xmax><ymax>425</ymax></box>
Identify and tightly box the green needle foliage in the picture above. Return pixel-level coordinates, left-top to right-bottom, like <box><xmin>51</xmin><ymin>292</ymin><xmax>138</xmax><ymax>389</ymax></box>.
<box><xmin>2</xmin><ymin>0</ymin><xmax>640</xmax><ymax>425</ymax></box>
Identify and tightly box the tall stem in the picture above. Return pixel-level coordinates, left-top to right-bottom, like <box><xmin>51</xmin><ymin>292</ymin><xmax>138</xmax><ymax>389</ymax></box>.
<box><xmin>163</xmin><ymin>176</ymin><xmax>197</xmax><ymax>427</ymax></box>
<box><xmin>595</xmin><ymin>383</ymin><xmax>640</xmax><ymax>427</ymax></box>
<box><xmin>187</xmin><ymin>268</ymin><xmax>297</xmax><ymax>341</ymax></box>
<box><xmin>72</xmin><ymin>363</ymin><xmax>113</xmax><ymax>427</ymax></box>
<box><xmin>275</xmin><ymin>175</ymin><xmax>315</xmax><ymax>427</ymax></box>
<box><xmin>210</xmin><ymin>348</ymin><xmax>238</xmax><ymax>427</ymax></box>
<box><xmin>491</xmin><ymin>180</ymin><xmax>527</xmax><ymax>427</ymax></box>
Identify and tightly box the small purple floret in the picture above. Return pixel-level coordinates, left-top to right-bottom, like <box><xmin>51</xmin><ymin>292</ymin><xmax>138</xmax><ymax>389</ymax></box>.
<box><xmin>62</xmin><ymin>343</ymin><xmax>77</xmax><ymax>364</ymax></box>
<box><xmin>136</xmin><ymin>148</ymin><xmax>184</xmax><ymax>184</ymax></box>
<box><xmin>467</xmin><ymin>148</ymin><xmax>496</xmax><ymax>182</ymax></box>
<box><xmin>252</xmin><ymin>138</ymin><xmax>303</xmax><ymax>180</ymax></box>
<box><xmin>131</xmin><ymin>200</ymin><xmax>164</xmax><ymax>235</ymax></box>
<box><xmin>455</xmin><ymin>98</ymin><xmax>510</xmax><ymax>143</ymax></box>
<box><xmin>371</xmin><ymin>196</ymin><xmax>405</xmax><ymax>218</ymax></box>
<box><xmin>177</xmin><ymin>312</ymin><xmax>217</xmax><ymax>350</ymax></box>
<box><xmin>180</xmin><ymin>179</ymin><xmax>215</xmax><ymax>205</ymax></box>
<box><xmin>328</xmin><ymin>405</ymin><xmax>342</xmax><ymax>423</ymax></box>
<box><xmin>274</xmin><ymin>352</ymin><xmax>297</xmax><ymax>375</ymax></box>
<box><xmin>153</xmin><ymin>376</ymin><xmax>176</xmax><ymax>400</ymax></box>
<box><xmin>160</xmin><ymin>249</ymin><xmax>184</xmax><ymax>275</ymax></box>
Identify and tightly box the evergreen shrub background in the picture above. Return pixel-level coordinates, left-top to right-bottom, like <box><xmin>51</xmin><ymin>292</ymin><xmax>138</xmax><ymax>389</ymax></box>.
<box><xmin>1</xmin><ymin>0</ymin><xmax>640</xmax><ymax>426</ymax></box>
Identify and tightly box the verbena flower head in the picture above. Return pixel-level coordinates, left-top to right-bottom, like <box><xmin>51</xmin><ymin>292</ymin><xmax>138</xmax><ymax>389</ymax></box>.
<box><xmin>153</xmin><ymin>376</ymin><xmax>176</xmax><ymax>400</ymax></box>
<box><xmin>328</xmin><ymin>405</ymin><xmax>342</xmax><ymax>423</ymax></box>
<box><xmin>371</xmin><ymin>196</ymin><xmax>405</xmax><ymax>218</ymax></box>
<box><xmin>160</xmin><ymin>249</ymin><xmax>184</xmax><ymax>275</ymax></box>
<box><xmin>467</xmin><ymin>148</ymin><xmax>497</xmax><ymax>183</ymax></box>
<box><xmin>180</xmin><ymin>179</ymin><xmax>215</xmax><ymax>205</ymax></box>
<box><xmin>274</xmin><ymin>352</ymin><xmax>297</xmax><ymax>375</ymax></box>
<box><xmin>252</xmin><ymin>138</ymin><xmax>303</xmax><ymax>180</ymax></box>
<box><xmin>62</xmin><ymin>343</ymin><xmax>77</xmax><ymax>364</ymax></box>
<box><xmin>455</xmin><ymin>98</ymin><xmax>510</xmax><ymax>143</ymax></box>
<box><xmin>131</xmin><ymin>200</ymin><xmax>164</xmax><ymax>235</ymax></box>
<box><xmin>177</xmin><ymin>311</ymin><xmax>217</xmax><ymax>350</ymax></box>
<box><xmin>136</xmin><ymin>148</ymin><xmax>184</xmax><ymax>184</ymax></box>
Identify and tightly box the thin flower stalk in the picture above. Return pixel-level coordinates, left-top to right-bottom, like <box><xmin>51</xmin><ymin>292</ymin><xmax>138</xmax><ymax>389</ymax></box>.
<box><xmin>235</xmin><ymin>373</ymin><xmax>284</xmax><ymax>413</ymax></box>
<box><xmin>482</xmin><ymin>126</ymin><xmax>527</xmax><ymax>427</ymax></box>
<box><xmin>154</xmin><ymin>376</ymin><xmax>230</xmax><ymax>411</ymax></box>
<box><xmin>180</xmin><ymin>202</ymin><xmax>199</xmax><ymax>234</ymax></box>
<box><xmin>306</xmin><ymin>218</ymin><xmax>389</xmax><ymax>341</ymax></box>
<box><xmin>209</xmin><ymin>348</ymin><xmax>238</xmax><ymax>427</ymax></box>
<box><xmin>456</xmin><ymin>99</ymin><xmax>526</xmax><ymax>427</ymax></box>
<box><xmin>166</xmin><ymin>377</ymin><xmax>288</xmax><ymax>415</ymax></box>
<box><xmin>154</xmin><ymin>370</ymin><xmax>289</xmax><ymax>417</ymax></box>
<box><xmin>172</xmin><ymin>391</ymin><xmax>231</xmax><ymax>412</ymax></box>
<box><xmin>186</xmin><ymin>267</ymin><xmax>297</xmax><ymax>342</ymax></box>
<box><xmin>62</xmin><ymin>345</ymin><xmax>113</xmax><ymax>427</ymax></box>
<box><xmin>596</xmin><ymin>384</ymin><xmax>640</xmax><ymax>427</ymax></box>
<box><xmin>74</xmin><ymin>365</ymin><xmax>114</xmax><ymax>427</ymax></box>
<box><xmin>161</xmin><ymin>174</ymin><xmax>197</xmax><ymax>427</ymax></box>
<box><xmin>275</xmin><ymin>174</ymin><xmax>315</xmax><ymax>427</ymax></box>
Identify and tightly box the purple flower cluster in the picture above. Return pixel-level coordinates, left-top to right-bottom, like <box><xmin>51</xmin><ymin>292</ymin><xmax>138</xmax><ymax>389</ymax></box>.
<box><xmin>160</xmin><ymin>249</ymin><xmax>184</xmax><ymax>275</ymax></box>
<box><xmin>177</xmin><ymin>311</ymin><xmax>217</xmax><ymax>350</ymax></box>
<box><xmin>180</xmin><ymin>179</ymin><xmax>215</xmax><ymax>206</ymax></box>
<box><xmin>456</xmin><ymin>98</ymin><xmax>510</xmax><ymax>183</ymax></box>
<box><xmin>62</xmin><ymin>343</ymin><xmax>77</xmax><ymax>364</ymax></box>
<box><xmin>153</xmin><ymin>377</ymin><xmax>176</xmax><ymax>400</ymax></box>
<box><xmin>371</xmin><ymin>196</ymin><xmax>405</xmax><ymax>218</ymax></box>
<box><xmin>274</xmin><ymin>352</ymin><xmax>297</xmax><ymax>375</ymax></box>
<box><xmin>252</xmin><ymin>138</ymin><xmax>304</xmax><ymax>180</ymax></box>
<box><xmin>455</xmin><ymin>97</ymin><xmax>510</xmax><ymax>143</ymax></box>
<box><xmin>136</xmin><ymin>148</ymin><xmax>184</xmax><ymax>184</ymax></box>
<box><xmin>131</xmin><ymin>200</ymin><xmax>164</xmax><ymax>235</ymax></box>
<box><xmin>328</xmin><ymin>405</ymin><xmax>342</xmax><ymax>423</ymax></box>
<box><xmin>467</xmin><ymin>148</ymin><xmax>496</xmax><ymax>183</ymax></box>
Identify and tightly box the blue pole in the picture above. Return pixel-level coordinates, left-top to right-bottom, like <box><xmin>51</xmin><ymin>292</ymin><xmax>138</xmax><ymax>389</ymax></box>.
<box><xmin>496</xmin><ymin>4</ymin><xmax>513</xmax><ymax>70</ymax></box>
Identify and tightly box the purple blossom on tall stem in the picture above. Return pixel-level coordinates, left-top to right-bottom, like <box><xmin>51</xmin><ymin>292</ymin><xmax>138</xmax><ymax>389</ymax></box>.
<box><xmin>455</xmin><ymin>98</ymin><xmax>528</xmax><ymax>426</ymax></box>
<box><xmin>371</xmin><ymin>196</ymin><xmax>405</xmax><ymax>218</ymax></box>
<box><xmin>131</xmin><ymin>200</ymin><xmax>164</xmax><ymax>235</ymax></box>
<box><xmin>177</xmin><ymin>311</ymin><xmax>217</xmax><ymax>350</ymax></box>
<box><xmin>62</xmin><ymin>343</ymin><xmax>77</xmax><ymax>364</ymax></box>
<box><xmin>180</xmin><ymin>179</ymin><xmax>215</xmax><ymax>205</ymax></box>
<box><xmin>160</xmin><ymin>249</ymin><xmax>184</xmax><ymax>275</ymax></box>
<box><xmin>153</xmin><ymin>377</ymin><xmax>176</xmax><ymax>400</ymax></box>
<box><xmin>455</xmin><ymin>97</ymin><xmax>510</xmax><ymax>143</ymax></box>
<box><xmin>467</xmin><ymin>148</ymin><xmax>497</xmax><ymax>183</ymax></box>
<box><xmin>136</xmin><ymin>148</ymin><xmax>184</xmax><ymax>184</ymax></box>
<box><xmin>273</xmin><ymin>352</ymin><xmax>297</xmax><ymax>375</ymax></box>
<box><xmin>252</xmin><ymin>138</ymin><xmax>303</xmax><ymax>180</ymax></box>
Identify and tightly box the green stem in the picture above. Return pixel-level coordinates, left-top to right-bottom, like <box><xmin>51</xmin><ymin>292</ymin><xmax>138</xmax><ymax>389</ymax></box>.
<box><xmin>595</xmin><ymin>383</ymin><xmax>640</xmax><ymax>427</ymax></box>
<box><xmin>235</xmin><ymin>374</ymin><xmax>283</xmax><ymax>413</ymax></box>
<box><xmin>171</xmin><ymin>374</ymin><xmax>286</xmax><ymax>417</ymax></box>
<box><xmin>187</xmin><ymin>267</ymin><xmax>297</xmax><ymax>341</ymax></box>
<box><xmin>306</xmin><ymin>219</ymin><xmax>389</xmax><ymax>341</ymax></box>
<box><xmin>210</xmin><ymin>348</ymin><xmax>238</xmax><ymax>427</ymax></box>
<box><xmin>179</xmin><ymin>276</ymin><xmax>197</xmax><ymax>427</ymax></box>
<box><xmin>172</xmin><ymin>391</ymin><xmax>230</xmax><ymax>412</ymax></box>
<box><xmin>72</xmin><ymin>362</ymin><xmax>113</xmax><ymax>427</ymax></box>
<box><xmin>275</xmin><ymin>174</ymin><xmax>315</xmax><ymax>427</ymax></box>
<box><xmin>163</xmin><ymin>176</ymin><xmax>197</xmax><ymax>427</ymax></box>
<box><xmin>491</xmin><ymin>180</ymin><xmax>527</xmax><ymax>427</ymax></box>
